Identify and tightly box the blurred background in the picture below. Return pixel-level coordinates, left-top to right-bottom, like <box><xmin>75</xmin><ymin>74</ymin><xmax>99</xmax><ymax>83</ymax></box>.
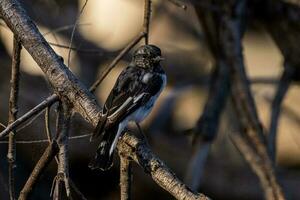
<box><xmin>0</xmin><ymin>0</ymin><xmax>300</xmax><ymax>199</ymax></box>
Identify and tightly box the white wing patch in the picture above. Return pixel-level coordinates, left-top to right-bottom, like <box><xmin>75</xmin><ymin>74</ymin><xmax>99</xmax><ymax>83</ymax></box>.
<box><xmin>107</xmin><ymin>97</ymin><xmax>133</xmax><ymax>122</ymax></box>
<box><xmin>142</xmin><ymin>73</ymin><xmax>153</xmax><ymax>84</ymax></box>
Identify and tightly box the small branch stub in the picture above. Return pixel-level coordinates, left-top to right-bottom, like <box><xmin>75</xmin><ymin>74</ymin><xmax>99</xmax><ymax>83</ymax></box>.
<box><xmin>119</xmin><ymin>154</ymin><xmax>132</xmax><ymax>200</ymax></box>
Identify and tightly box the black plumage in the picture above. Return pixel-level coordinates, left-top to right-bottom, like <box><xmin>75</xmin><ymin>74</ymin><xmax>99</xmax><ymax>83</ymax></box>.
<box><xmin>89</xmin><ymin>45</ymin><xmax>166</xmax><ymax>170</ymax></box>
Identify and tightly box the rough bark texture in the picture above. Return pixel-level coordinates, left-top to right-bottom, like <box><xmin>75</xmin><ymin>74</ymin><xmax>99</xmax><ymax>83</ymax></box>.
<box><xmin>0</xmin><ymin>0</ymin><xmax>101</xmax><ymax>126</ymax></box>
<box><xmin>53</xmin><ymin>103</ymin><xmax>72</xmax><ymax>198</ymax></box>
<box><xmin>119</xmin><ymin>155</ymin><xmax>132</xmax><ymax>200</ymax></box>
<box><xmin>118</xmin><ymin>133</ymin><xmax>210</xmax><ymax>200</ymax></box>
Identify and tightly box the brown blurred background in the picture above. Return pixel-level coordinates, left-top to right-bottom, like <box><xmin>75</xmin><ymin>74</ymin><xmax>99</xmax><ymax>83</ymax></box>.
<box><xmin>0</xmin><ymin>0</ymin><xmax>300</xmax><ymax>199</ymax></box>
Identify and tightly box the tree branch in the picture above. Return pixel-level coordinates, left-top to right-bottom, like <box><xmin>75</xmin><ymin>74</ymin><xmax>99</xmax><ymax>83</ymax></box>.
<box><xmin>18</xmin><ymin>141</ymin><xmax>59</xmax><ymax>200</ymax></box>
<box><xmin>0</xmin><ymin>94</ymin><xmax>58</xmax><ymax>138</ymax></box>
<box><xmin>143</xmin><ymin>0</ymin><xmax>151</xmax><ymax>44</ymax></box>
<box><xmin>7</xmin><ymin>35</ymin><xmax>22</xmax><ymax>200</ymax></box>
<box><xmin>194</xmin><ymin>1</ymin><xmax>285</xmax><ymax>199</ymax></box>
<box><xmin>268</xmin><ymin>64</ymin><xmax>294</xmax><ymax>162</ymax></box>
<box><xmin>185</xmin><ymin>61</ymin><xmax>230</xmax><ymax>190</ymax></box>
<box><xmin>230</xmin><ymin>133</ymin><xmax>285</xmax><ymax>200</ymax></box>
<box><xmin>0</xmin><ymin>0</ymin><xmax>101</xmax><ymax>126</ymax></box>
<box><xmin>0</xmin><ymin>31</ymin><xmax>146</xmax><ymax>139</ymax></box>
<box><xmin>52</xmin><ymin>102</ymin><xmax>72</xmax><ymax>198</ymax></box>
<box><xmin>119</xmin><ymin>153</ymin><xmax>132</xmax><ymax>200</ymax></box>
<box><xmin>117</xmin><ymin>132</ymin><xmax>210</xmax><ymax>200</ymax></box>
<box><xmin>254</xmin><ymin>0</ymin><xmax>300</xmax><ymax>161</ymax></box>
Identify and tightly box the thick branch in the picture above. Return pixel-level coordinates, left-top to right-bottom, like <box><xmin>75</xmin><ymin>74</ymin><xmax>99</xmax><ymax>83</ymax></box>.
<box><xmin>117</xmin><ymin>132</ymin><xmax>210</xmax><ymax>200</ymax></box>
<box><xmin>0</xmin><ymin>0</ymin><xmax>101</xmax><ymax>126</ymax></box>
<box><xmin>0</xmin><ymin>31</ymin><xmax>146</xmax><ymax>139</ymax></box>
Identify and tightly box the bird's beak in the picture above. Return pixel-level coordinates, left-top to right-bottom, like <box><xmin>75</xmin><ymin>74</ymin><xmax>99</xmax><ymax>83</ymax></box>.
<box><xmin>153</xmin><ymin>56</ymin><xmax>165</xmax><ymax>62</ymax></box>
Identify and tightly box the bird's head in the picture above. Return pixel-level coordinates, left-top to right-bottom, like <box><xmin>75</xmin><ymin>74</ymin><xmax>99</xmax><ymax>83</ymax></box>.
<box><xmin>133</xmin><ymin>45</ymin><xmax>164</xmax><ymax>68</ymax></box>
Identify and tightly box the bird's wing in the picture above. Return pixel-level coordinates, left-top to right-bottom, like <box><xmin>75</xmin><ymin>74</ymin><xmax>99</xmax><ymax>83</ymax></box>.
<box><xmin>105</xmin><ymin>72</ymin><xmax>165</xmax><ymax>124</ymax></box>
<box><xmin>91</xmin><ymin>67</ymin><xmax>164</xmax><ymax>140</ymax></box>
<box><xmin>91</xmin><ymin>66</ymin><xmax>142</xmax><ymax>140</ymax></box>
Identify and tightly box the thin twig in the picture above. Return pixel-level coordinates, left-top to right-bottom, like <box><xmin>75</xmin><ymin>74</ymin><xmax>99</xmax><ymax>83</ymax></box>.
<box><xmin>43</xmin><ymin>23</ymin><xmax>90</xmax><ymax>36</ymax></box>
<box><xmin>268</xmin><ymin>65</ymin><xmax>294</xmax><ymax>162</ymax></box>
<box><xmin>230</xmin><ymin>133</ymin><xmax>285</xmax><ymax>200</ymax></box>
<box><xmin>0</xmin><ymin>133</ymin><xmax>91</xmax><ymax>144</ymax></box>
<box><xmin>53</xmin><ymin>103</ymin><xmax>72</xmax><ymax>198</ymax></box>
<box><xmin>45</xmin><ymin>106</ymin><xmax>52</xmax><ymax>143</ymax></box>
<box><xmin>119</xmin><ymin>154</ymin><xmax>132</xmax><ymax>200</ymax></box>
<box><xmin>90</xmin><ymin>32</ymin><xmax>146</xmax><ymax>92</ymax></box>
<box><xmin>16</xmin><ymin>108</ymin><xmax>45</xmax><ymax>133</ymax></box>
<box><xmin>18</xmin><ymin>141</ymin><xmax>59</xmax><ymax>200</ymax></box>
<box><xmin>0</xmin><ymin>94</ymin><xmax>58</xmax><ymax>138</ymax></box>
<box><xmin>67</xmin><ymin>0</ymin><xmax>88</xmax><ymax>67</ymax></box>
<box><xmin>49</xmin><ymin>42</ymin><xmax>105</xmax><ymax>55</ymax></box>
<box><xmin>143</xmin><ymin>0</ymin><xmax>151</xmax><ymax>44</ymax></box>
<box><xmin>167</xmin><ymin>0</ymin><xmax>187</xmax><ymax>9</ymax></box>
<box><xmin>0</xmin><ymin>123</ymin><xmax>6</xmax><ymax>129</ymax></box>
<box><xmin>45</xmin><ymin>105</ymin><xmax>60</xmax><ymax>164</ymax></box>
<box><xmin>7</xmin><ymin>35</ymin><xmax>22</xmax><ymax>200</ymax></box>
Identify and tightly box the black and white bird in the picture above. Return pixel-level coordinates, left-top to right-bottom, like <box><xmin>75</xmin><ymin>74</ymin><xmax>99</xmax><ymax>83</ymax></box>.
<box><xmin>89</xmin><ymin>45</ymin><xmax>166</xmax><ymax>170</ymax></box>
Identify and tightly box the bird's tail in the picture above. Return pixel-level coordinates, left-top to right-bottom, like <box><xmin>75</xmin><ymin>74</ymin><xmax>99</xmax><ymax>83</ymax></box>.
<box><xmin>89</xmin><ymin>126</ymin><xmax>117</xmax><ymax>171</ymax></box>
<box><xmin>88</xmin><ymin>139</ymin><xmax>113</xmax><ymax>170</ymax></box>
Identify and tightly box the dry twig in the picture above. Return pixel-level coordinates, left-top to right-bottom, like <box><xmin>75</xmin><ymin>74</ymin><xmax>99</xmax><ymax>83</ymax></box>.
<box><xmin>230</xmin><ymin>133</ymin><xmax>285</xmax><ymax>200</ymax></box>
<box><xmin>18</xmin><ymin>141</ymin><xmax>59</xmax><ymax>200</ymax></box>
<box><xmin>119</xmin><ymin>153</ymin><xmax>132</xmax><ymax>200</ymax></box>
<box><xmin>52</xmin><ymin>103</ymin><xmax>72</xmax><ymax>198</ymax></box>
<box><xmin>7</xmin><ymin>35</ymin><xmax>22</xmax><ymax>200</ymax></box>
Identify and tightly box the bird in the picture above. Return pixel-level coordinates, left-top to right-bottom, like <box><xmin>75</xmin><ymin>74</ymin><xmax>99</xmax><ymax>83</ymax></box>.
<box><xmin>89</xmin><ymin>44</ymin><xmax>166</xmax><ymax>170</ymax></box>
